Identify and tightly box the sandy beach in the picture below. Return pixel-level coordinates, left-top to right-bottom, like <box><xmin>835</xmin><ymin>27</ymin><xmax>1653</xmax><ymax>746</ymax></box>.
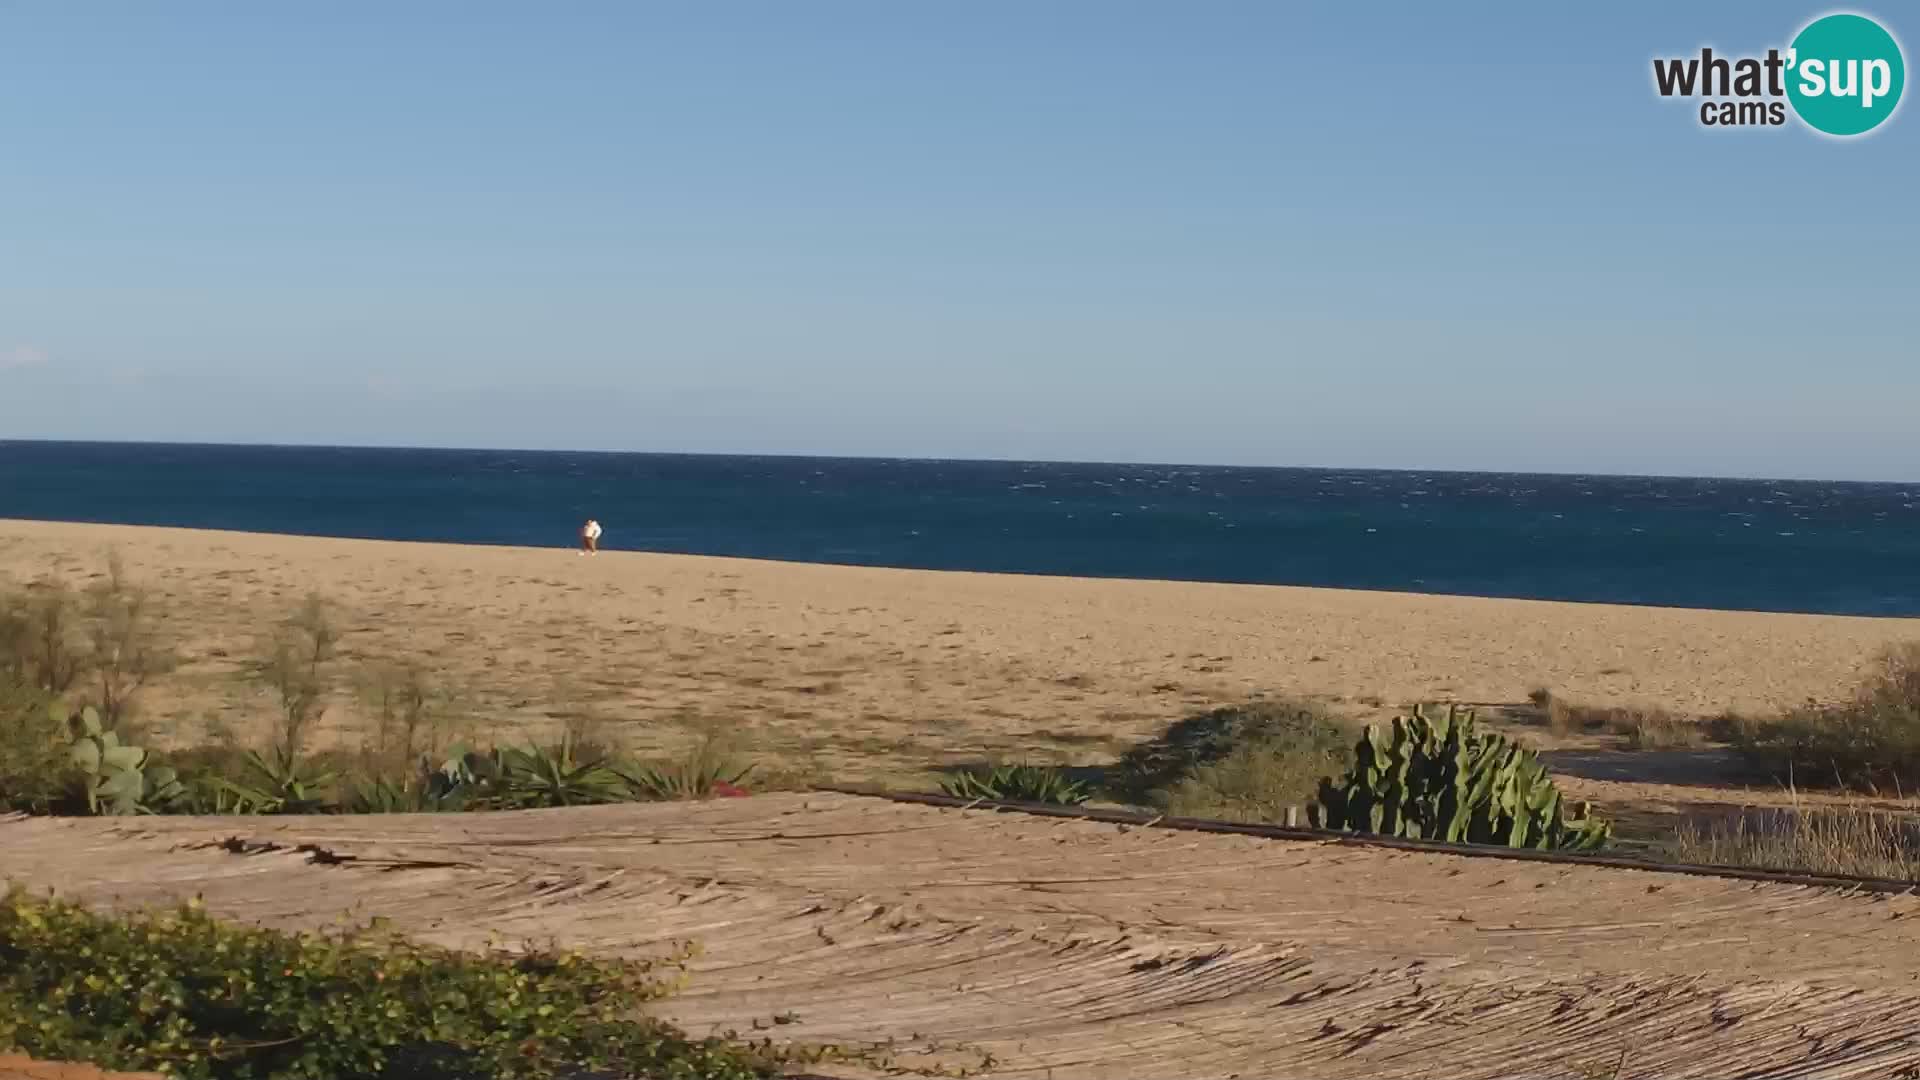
<box><xmin>4</xmin><ymin>517</ymin><xmax>1917</xmax><ymax>787</ymax></box>
<box><xmin>12</xmin><ymin>518</ymin><xmax>1920</xmax><ymax>1077</ymax></box>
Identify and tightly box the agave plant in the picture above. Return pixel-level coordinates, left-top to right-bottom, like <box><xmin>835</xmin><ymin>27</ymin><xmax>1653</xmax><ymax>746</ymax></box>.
<box><xmin>939</xmin><ymin>763</ymin><xmax>1092</xmax><ymax>806</ymax></box>
<box><xmin>339</xmin><ymin>775</ymin><xmax>457</xmax><ymax>814</ymax></box>
<box><xmin>184</xmin><ymin>779</ymin><xmax>268</xmax><ymax>816</ymax></box>
<box><xmin>337</xmin><ymin>749</ymin><xmax>481</xmax><ymax>814</ymax></box>
<box><xmin>342</xmin><ymin>776</ymin><xmax>409</xmax><ymax>814</ymax></box>
<box><xmin>617</xmin><ymin>738</ymin><xmax>754</xmax><ymax>801</ymax></box>
<box><xmin>481</xmin><ymin>738</ymin><xmax>629</xmax><ymax>809</ymax></box>
<box><xmin>204</xmin><ymin>747</ymin><xmax>336</xmax><ymax>815</ymax></box>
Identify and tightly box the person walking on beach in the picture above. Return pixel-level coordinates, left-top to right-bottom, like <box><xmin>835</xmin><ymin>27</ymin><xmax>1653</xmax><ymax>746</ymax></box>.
<box><xmin>580</xmin><ymin>518</ymin><xmax>602</xmax><ymax>555</ymax></box>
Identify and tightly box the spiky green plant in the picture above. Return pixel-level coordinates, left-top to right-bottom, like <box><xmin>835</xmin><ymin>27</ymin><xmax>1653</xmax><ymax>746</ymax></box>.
<box><xmin>501</xmin><ymin>746</ymin><xmax>626</xmax><ymax>807</ymax></box>
<box><xmin>340</xmin><ymin>773</ymin><xmax>468</xmax><ymax>814</ymax></box>
<box><xmin>202</xmin><ymin>747</ymin><xmax>336</xmax><ymax>815</ymax></box>
<box><xmin>1311</xmin><ymin>704</ymin><xmax>1610</xmax><ymax>851</ymax></box>
<box><xmin>939</xmin><ymin>763</ymin><xmax>1091</xmax><ymax>806</ymax></box>
<box><xmin>618</xmin><ymin>737</ymin><xmax>754</xmax><ymax>801</ymax></box>
<box><xmin>436</xmin><ymin>738</ymin><xmax>629</xmax><ymax>809</ymax></box>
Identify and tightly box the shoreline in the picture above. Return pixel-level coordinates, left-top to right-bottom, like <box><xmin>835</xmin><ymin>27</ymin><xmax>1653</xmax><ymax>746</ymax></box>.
<box><xmin>0</xmin><ymin>515</ymin><xmax>1907</xmax><ymax>623</ymax></box>
<box><xmin>4</xmin><ymin>519</ymin><xmax>1917</xmax><ymax>767</ymax></box>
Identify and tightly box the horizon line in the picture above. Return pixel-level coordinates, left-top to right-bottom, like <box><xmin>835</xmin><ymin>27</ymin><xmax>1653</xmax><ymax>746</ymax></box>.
<box><xmin>1</xmin><ymin>436</ymin><xmax>1912</xmax><ymax>488</ymax></box>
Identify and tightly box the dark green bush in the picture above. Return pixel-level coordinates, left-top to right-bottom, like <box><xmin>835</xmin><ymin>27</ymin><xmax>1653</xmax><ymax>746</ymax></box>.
<box><xmin>1112</xmin><ymin>700</ymin><xmax>1351</xmax><ymax>821</ymax></box>
<box><xmin>1722</xmin><ymin>643</ymin><xmax>1920</xmax><ymax>793</ymax></box>
<box><xmin>0</xmin><ymin>888</ymin><xmax>776</xmax><ymax>1079</ymax></box>
<box><xmin>938</xmin><ymin>762</ymin><xmax>1089</xmax><ymax>805</ymax></box>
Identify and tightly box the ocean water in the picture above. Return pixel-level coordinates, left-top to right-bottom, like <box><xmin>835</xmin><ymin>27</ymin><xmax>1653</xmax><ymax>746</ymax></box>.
<box><xmin>2</xmin><ymin>441</ymin><xmax>1918</xmax><ymax>617</ymax></box>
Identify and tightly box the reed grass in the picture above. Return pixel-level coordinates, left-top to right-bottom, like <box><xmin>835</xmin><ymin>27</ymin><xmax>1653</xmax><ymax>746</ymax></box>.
<box><xmin>1668</xmin><ymin>798</ymin><xmax>1920</xmax><ymax>881</ymax></box>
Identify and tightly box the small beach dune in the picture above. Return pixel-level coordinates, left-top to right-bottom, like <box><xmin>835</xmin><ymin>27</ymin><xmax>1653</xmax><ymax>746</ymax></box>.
<box><xmin>2</xmin><ymin>518</ymin><xmax>1916</xmax><ymax>781</ymax></box>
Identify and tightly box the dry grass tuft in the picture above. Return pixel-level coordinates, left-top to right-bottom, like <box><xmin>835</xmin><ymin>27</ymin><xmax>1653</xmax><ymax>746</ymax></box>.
<box><xmin>1669</xmin><ymin>799</ymin><xmax>1920</xmax><ymax>881</ymax></box>
<box><xmin>1115</xmin><ymin>700</ymin><xmax>1352</xmax><ymax>823</ymax></box>
<box><xmin>1603</xmin><ymin>706</ymin><xmax>1703</xmax><ymax>749</ymax></box>
<box><xmin>1535</xmin><ymin>690</ymin><xmax>1703</xmax><ymax>748</ymax></box>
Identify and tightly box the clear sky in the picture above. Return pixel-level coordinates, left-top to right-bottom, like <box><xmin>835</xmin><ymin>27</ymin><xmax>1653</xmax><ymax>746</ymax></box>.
<box><xmin>2</xmin><ymin>2</ymin><xmax>1915</xmax><ymax>480</ymax></box>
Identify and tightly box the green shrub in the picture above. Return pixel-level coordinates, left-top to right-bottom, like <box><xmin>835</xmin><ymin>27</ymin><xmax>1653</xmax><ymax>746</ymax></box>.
<box><xmin>0</xmin><ymin>888</ymin><xmax>776</xmax><ymax>1079</ymax></box>
<box><xmin>1312</xmin><ymin>704</ymin><xmax>1610</xmax><ymax>851</ymax></box>
<box><xmin>1153</xmin><ymin>743</ymin><xmax>1327</xmax><ymax>823</ymax></box>
<box><xmin>0</xmin><ymin>682</ymin><xmax>74</xmax><ymax>814</ymax></box>
<box><xmin>1113</xmin><ymin>700</ymin><xmax>1350</xmax><ymax>820</ymax></box>
<box><xmin>938</xmin><ymin>762</ymin><xmax>1089</xmax><ymax>805</ymax></box>
<box><xmin>1722</xmin><ymin>643</ymin><xmax>1920</xmax><ymax>792</ymax></box>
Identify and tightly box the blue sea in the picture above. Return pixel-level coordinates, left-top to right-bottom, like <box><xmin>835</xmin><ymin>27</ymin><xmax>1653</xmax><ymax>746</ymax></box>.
<box><xmin>2</xmin><ymin>441</ymin><xmax>1918</xmax><ymax>617</ymax></box>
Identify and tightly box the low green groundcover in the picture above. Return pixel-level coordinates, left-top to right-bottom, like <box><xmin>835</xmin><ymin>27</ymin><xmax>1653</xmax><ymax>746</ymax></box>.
<box><xmin>0</xmin><ymin>888</ymin><xmax>777</xmax><ymax>1079</ymax></box>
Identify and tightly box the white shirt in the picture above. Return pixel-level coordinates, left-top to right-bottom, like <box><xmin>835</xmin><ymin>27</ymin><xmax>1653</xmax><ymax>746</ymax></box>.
<box><xmin>584</xmin><ymin>520</ymin><xmax>602</xmax><ymax>539</ymax></box>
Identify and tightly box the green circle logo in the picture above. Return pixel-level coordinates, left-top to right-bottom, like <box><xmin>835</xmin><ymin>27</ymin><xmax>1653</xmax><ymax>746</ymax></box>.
<box><xmin>1787</xmin><ymin>13</ymin><xmax>1905</xmax><ymax>136</ymax></box>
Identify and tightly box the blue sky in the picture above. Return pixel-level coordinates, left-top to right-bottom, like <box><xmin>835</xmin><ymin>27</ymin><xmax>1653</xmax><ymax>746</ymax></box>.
<box><xmin>1</xmin><ymin>2</ymin><xmax>1914</xmax><ymax>480</ymax></box>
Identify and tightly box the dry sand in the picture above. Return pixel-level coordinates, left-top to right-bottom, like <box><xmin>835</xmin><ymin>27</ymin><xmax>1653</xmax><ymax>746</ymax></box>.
<box><xmin>4</xmin><ymin>518</ymin><xmax>1918</xmax><ymax>793</ymax></box>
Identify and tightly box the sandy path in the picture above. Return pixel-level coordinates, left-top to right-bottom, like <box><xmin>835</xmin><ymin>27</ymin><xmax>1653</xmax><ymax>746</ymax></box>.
<box><xmin>6</xmin><ymin>794</ymin><xmax>1920</xmax><ymax>1079</ymax></box>
<box><xmin>3</xmin><ymin>519</ymin><xmax>1918</xmax><ymax>783</ymax></box>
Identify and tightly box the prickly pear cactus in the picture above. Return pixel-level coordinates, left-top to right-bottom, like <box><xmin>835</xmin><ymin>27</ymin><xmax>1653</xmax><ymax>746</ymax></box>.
<box><xmin>63</xmin><ymin>703</ymin><xmax>176</xmax><ymax>815</ymax></box>
<box><xmin>1310</xmin><ymin>704</ymin><xmax>1610</xmax><ymax>851</ymax></box>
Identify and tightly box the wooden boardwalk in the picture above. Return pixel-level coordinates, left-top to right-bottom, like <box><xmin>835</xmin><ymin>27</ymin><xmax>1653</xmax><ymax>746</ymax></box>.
<box><xmin>6</xmin><ymin>793</ymin><xmax>1920</xmax><ymax>1079</ymax></box>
